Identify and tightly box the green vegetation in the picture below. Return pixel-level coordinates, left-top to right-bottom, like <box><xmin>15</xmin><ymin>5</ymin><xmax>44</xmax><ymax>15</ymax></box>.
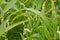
<box><xmin>0</xmin><ymin>0</ymin><xmax>60</xmax><ymax>40</ymax></box>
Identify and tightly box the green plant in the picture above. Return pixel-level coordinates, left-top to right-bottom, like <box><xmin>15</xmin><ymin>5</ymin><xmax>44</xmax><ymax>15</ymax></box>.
<box><xmin>0</xmin><ymin>0</ymin><xmax>60</xmax><ymax>40</ymax></box>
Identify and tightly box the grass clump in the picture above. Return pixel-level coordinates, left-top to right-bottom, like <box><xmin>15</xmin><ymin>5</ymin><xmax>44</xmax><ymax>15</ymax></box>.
<box><xmin>0</xmin><ymin>0</ymin><xmax>60</xmax><ymax>40</ymax></box>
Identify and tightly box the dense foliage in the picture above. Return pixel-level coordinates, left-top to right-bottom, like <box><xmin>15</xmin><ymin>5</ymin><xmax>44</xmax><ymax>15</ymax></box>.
<box><xmin>0</xmin><ymin>0</ymin><xmax>60</xmax><ymax>40</ymax></box>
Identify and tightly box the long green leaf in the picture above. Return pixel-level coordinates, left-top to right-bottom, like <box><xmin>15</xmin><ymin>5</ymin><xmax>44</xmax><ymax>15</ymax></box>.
<box><xmin>3</xmin><ymin>0</ymin><xmax>17</xmax><ymax>14</ymax></box>
<box><xmin>0</xmin><ymin>20</ymin><xmax>28</xmax><ymax>36</ymax></box>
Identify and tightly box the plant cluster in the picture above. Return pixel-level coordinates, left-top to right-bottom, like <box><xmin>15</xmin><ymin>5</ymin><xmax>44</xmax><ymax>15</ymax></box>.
<box><xmin>0</xmin><ymin>0</ymin><xmax>60</xmax><ymax>40</ymax></box>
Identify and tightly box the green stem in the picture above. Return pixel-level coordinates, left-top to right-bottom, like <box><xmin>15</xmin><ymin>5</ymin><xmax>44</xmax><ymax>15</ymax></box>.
<box><xmin>50</xmin><ymin>0</ymin><xmax>56</xmax><ymax>18</ymax></box>
<box><xmin>0</xmin><ymin>7</ymin><xmax>5</xmax><ymax>30</ymax></box>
